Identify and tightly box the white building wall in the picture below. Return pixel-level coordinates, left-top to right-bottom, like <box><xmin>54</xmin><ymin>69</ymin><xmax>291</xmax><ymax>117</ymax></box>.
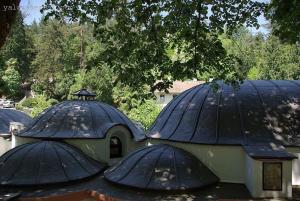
<box><xmin>65</xmin><ymin>126</ymin><xmax>146</xmax><ymax>165</ymax></box>
<box><xmin>12</xmin><ymin>125</ymin><xmax>146</xmax><ymax>165</ymax></box>
<box><xmin>148</xmin><ymin>139</ymin><xmax>246</xmax><ymax>183</ymax></box>
<box><xmin>245</xmin><ymin>155</ymin><xmax>292</xmax><ymax>198</ymax></box>
<box><xmin>286</xmin><ymin>147</ymin><xmax>300</xmax><ymax>185</ymax></box>
<box><xmin>149</xmin><ymin>139</ymin><xmax>294</xmax><ymax>198</ymax></box>
<box><xmin>0</xmin><ymin>138</ymin><xmax>11</xmax><ymax>156</ymax></box>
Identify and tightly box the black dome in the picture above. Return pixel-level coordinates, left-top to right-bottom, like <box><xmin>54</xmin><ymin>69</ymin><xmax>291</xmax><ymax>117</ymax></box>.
<box><xmin>0</xmin><ymin>141</ymin><xmax>105</xmax><ymax>186</ymax></box>
<box><xmin>16</xmin><ymin>101</ymin><xmax>145</xmax><ymax>141</ymax></box>
<box><xmin>104</xmin><ymin>144</ymin><xmax>219</xmax><ymax>190</ymax></box>
<box><xmin>0</xmin><ymin>109</ymin><xmax>32</xmax><ymax>135</ymax></box>
<box><xmin>148</xmin><ymin>80</ymin><xmax>300</xmax><ymax>146</ymax></box>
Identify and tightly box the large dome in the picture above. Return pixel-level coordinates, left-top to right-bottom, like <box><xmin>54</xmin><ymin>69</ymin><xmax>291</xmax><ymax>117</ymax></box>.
<box><xmin>104</xmin><ymin>144</ymin><xmax>219</xmax><ymax>190</ymax></box>
<box><xmin>0</xmin><ymin>109</ymin><xmax>32</xmax><ymax>135</ymax></box>
<box><xmin>16</xmin><ymin>101</ymin><xmax>145</xmax><ymax>141</ymax></box>
<box><xmin>0</xmin><ymin>141</ymin><xmax>105</xmax><ymax>185</ymax></box>
<box><xmin>148</xmin><ymin>80</ymin><xmax>300</xmax><ymax>146</ymax></box>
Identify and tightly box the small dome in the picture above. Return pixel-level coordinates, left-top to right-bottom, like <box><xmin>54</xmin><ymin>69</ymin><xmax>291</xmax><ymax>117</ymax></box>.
<box><xmin>147</xmin><ymin>80</ymin><xmax>300</xmax><ymax>146</ymax></box>
<box><xmin>0</xmin><ymin>141</ymin><xmax>105</xmax><ymax>185</ymax></box>
<box><xmin>0</xmin><ymin>109</ymin><xmax>32</xmax><ymax>135</ymax></box>
<box><xmin>16</xmin><ymin>101</ymin><xmax>145</xmax><ymax>141</ymax></box>
<box><xmin>104</xmin><ymin>144</ymin><xmax>219</xmax><ymax>190</ymax></box>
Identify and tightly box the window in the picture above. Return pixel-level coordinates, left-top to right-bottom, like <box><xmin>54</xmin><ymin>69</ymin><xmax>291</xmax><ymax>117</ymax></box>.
<box><xmin>263</xmin><ymin>162</ymin><xmax>282</xmax><ymax>191</ymax></box>
<box><xmin>110</xmin><ymin>137</ymin><xmax>122</xmax><ymax>158</ymax></box>
<box><xmin>159</xmin><ymin>95</ymin><xmax>165</xmax><ymax>103</ymax></box>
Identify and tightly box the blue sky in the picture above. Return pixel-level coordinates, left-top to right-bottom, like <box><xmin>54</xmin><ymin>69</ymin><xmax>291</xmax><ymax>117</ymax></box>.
<box><xmin>20</xmin><ymin>0</ymin><xmax>269</xmax><ymax>34</ymax></box>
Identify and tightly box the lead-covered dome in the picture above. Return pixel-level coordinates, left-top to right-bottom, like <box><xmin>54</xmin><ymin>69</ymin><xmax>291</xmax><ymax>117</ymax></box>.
<box><xmin>0</xmin><ymin>109</ymin><xmax>32</xmax><ymax>135</ymax></box>
<box><xmin>16</xmin><ymin>101</ymin><xmax>145</xmax><ymax>141</ymax></box>
<box><xmin>104</xmin><ymin>144</ymin><xmax>219</xmax><ymax>190</ymax></box>
<box><xmin>0</xmin><ymin>141</ymin><xmax>105</xmax><ymax>185</ymax></box>
<box><xmin>148</xmin><ymin>80</ymin><xmax>300</xmax><ymax>146</ymax></box>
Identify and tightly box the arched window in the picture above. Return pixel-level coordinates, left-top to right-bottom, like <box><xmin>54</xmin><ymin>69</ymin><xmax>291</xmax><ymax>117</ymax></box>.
<box><xmin>110</xmin><ymin>136</ymin><xmax>122</xmax><ymax>158</ymax></box>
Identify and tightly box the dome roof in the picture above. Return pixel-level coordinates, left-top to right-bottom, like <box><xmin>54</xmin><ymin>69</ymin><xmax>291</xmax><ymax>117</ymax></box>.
<box><xmin>104</xmin><ymin>144</ymin><xmax>219</xmax><ymax>190</ymax></box>
<box><xmin>0</xmin><ymin>109</ymin><xmax>32</xmax><ymax>135</ymax></box>
<box><xmin>147</xmin><ymin>80</ymin><xmax>300</xmax><ymax>146</ymax></box>
<box><xmin>0</xmin><ymin>141</ymin><xmax>105</xmax><ymax>186</ymax></box>
<box><xmin>16</xmin><ymin>101</ymin><xmax>145</xmax><ymax>141</ymax></box>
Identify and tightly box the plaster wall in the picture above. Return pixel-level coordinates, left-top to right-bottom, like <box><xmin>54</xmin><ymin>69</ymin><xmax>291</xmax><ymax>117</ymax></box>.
<box><xmin>0</xmin><ymin>138</ymin><xmax>11</xmax><ymax>156</ymax></box>
<box><xmin>66</xmin><ymin>125</ymin><xmax>146</xmax><ymax>165</ymax></box>
<box><xmin>148</xmin><ymin>139</ymin><xmax>246</xmax><ymax>183</ymax></box>
<box><xmin>12</xmin><ymin>134</ymin><xmax>40</xmax><ymax>148</ymax></box>
<box><xmin>286</xmin><ymin>147</ymin><xmax>300</xmax><ymax>185</ymax></box>
<box><xmin>245</xmin><ymin>155</ymin><xmax>292</xmax><ymax>198</ymax></box>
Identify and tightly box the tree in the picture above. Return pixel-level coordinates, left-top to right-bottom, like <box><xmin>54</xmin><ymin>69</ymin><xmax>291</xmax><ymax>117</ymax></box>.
<box><xmin>256</xmin><ymin>36</ymin><xmax>300</xmax><ymax>80</ymax></box>
<box><xmin>31</xmin><ymin>19</ymin><xmax>68</xmax><ymax>99</ymax></box>
<box><xmin>1</xmin><ymin>58</ymin><xmax>22</xmax><ymax>98</ymax></box>
<box><xmin>0</xmin><ymin>11</ymin><xmax>32</xmax><ymax>80</ymax></box>
<box><xmin>127</xmin><ymin>100</ymin><xmax>162</xmax><ymax>130</ymax></box>
<box><xmin>267</xmin><ymin>0</ymin><xmax>300</xmax><ymax>43</ymax></box>
<box><xmin>0</xmin><ymin>0</ymin><xmax>21</xmax><ymax>48</ymax></box>
<box><xmin>41</xmin><ymin>0</ymin><xmax>266</xmax><ymax>90</ymax></box>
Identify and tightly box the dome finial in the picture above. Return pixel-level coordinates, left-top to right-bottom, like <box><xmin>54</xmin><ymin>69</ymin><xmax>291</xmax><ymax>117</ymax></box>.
<box><xmin>72</xmin><ymin>88</ymin><xmax>96</xmax><ymax>100</ymax></box>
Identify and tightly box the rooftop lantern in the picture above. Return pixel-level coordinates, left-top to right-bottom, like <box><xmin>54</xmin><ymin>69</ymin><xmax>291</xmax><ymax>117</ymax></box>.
<box><xmin>72</xmin><ymin>88</ymin><xmax>96</xmax><ymax>100</ymax></box>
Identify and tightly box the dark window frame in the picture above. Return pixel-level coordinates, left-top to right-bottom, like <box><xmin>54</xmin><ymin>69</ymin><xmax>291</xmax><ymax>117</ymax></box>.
<box><xmin>262</xmin><ymin>162</ymin><xmax>282</xmax><ymax>191</ymax></box>
<box><xmin>110</xmin><ymin>136</ymin><xmax>122</xmax><ymax>158</ymax></box>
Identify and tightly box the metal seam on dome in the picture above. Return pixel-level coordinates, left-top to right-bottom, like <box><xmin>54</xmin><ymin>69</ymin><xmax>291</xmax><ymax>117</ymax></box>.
<box><xmin>248</xmin><ymin>80</ymin><xmax>275</xmax><ymax>142</ymax></box>
<box><xmin>268</xmin><ymin>80</ymin><xmax>296</xmax><ymax>144</ymax></box>
<box><xmin>172</xmin><ymin>146</ymin><xmax>180</xmax><ymax>189</ymax></box>
<box><xmin>114</xmin><ymin>146</ymin><xmax>158</xmax><ymax>183</ymax></box>
<box><xmin>103</xmin><ymin>103</ymin><xmax>127</xmax><ymax>124</ymax></box>
<box><xmin>6</xmin><ymin>143</ymin><xmax>37</xmax><ymax>184</ymax></box>
<box><xmin>36</xmin><ymin>141</ymin><xmax>47</xmax><ymax>184</ymax></box>
<box><xmin>0</xmin><ymin>110</ymin><xmax>16</xmax><ymax>125</ymax></box>
<box><xmin>148</xmin><ymin>85</ymin><xmax>199</xmax><ymax>132</ymax></box>
<box><xmin>105</xmin><ymin>145</ymin><xmax>152</xmax><ymax>176</ymax></box>
<box><xmin>0</xmin><ymin>142</ymin><xmax>30</xmax><ymax>164</ymax></box>
<box><xmin>233</xmin><ymin>88</ymin><xmax>247</xmax><ymax>145</ymax></box>
<box><xmin>215</xmin><ymin>83</ymin><xmax>223</xmax><ymax>144</ymax></box>
<box><xmin>21</xmin><ymin>102</ymin><xmax>64</xmax><ymax>135</ymax></box>
<box><xmin>55</xmin><ymin>143</ymin><xmax>94</xmax><ymax>175</ymax></box>
<box><xmin>188</xmin><ymin>86</ymin><xmax>211</xmax><ymax>142</ymax></box>
<box><xmin>95</xmin><ymin>102</ymin><xmax>114</xmax><ymax>123</ymax></box>
<box><xmin>68</xmin><ymin>101</ymin><xmax>85</xmax><ymax>138</ymax></box>
<box><xmin>47</xmin><ymin>103</ymin><xmax>75</xmax><ymax>138</ymax></box>
<box><xmin>167</xmin><ymin>85</ymin><xmax>206</xmax><ymax>140</ymax></box>
<box><xmin>85</xmin><ymin>101</ymin><xmax>97</xmax><ymax>138</ymax></box>
<box><xmin>149</xmin><ymin>86</ymin><xmax>198</xmax><ymax>136</ymax></box>
<box><xmin>29</xmin><ymin>102</ymin><xmax>67</xmax><ymax>137</ymax></box>
<box><xmin>289</xmin><ymin>80</ymin><xmax>300</xmax><ymax>88</ymax></box>
<box><xmin>157</xmin><ymin>85</ymin><xmax>202</xmax><ymax>139</ymax></box>
<box><xmin>0</xmin><ymin>113</ymin><xmax>9</xmax><ymax>129</ymax></box>
<box><xmin>51</xmin><ymin>142</ymin><xmax>71</xmax><ymax>182</ymax></box>
<box><xmin>145</xmin><ymin>146</ymin><xmax>169</xmax><ymax>189</ymax></box>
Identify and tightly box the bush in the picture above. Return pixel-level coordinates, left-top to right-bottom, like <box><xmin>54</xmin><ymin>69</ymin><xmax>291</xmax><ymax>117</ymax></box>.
<box><xmin>127</xmin><ymin>100</ymin><xmax>161</xmax><ymax>130</ymax></box>
<box><xmin>18</xmin><ymin>95</ymin><xmax>58</xmax><ymax>117</ymax></box>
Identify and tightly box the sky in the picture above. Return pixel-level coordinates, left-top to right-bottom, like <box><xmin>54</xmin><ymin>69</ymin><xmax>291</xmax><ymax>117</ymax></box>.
<box><xmin>20</xmin><ymin>0</ymin><xmax>269</xmax><ymax>34</ymax></box>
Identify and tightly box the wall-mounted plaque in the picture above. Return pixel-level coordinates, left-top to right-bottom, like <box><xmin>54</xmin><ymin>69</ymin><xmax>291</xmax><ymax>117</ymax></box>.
<box><xmin>263</xmin><ymin>162</ymin><xmax>282</xmax><ymax>191</ymax></box>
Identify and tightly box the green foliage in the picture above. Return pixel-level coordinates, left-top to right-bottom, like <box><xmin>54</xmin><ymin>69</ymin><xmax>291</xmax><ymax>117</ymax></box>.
<box><xmin>83</xmin><ymin>63</ymin><xmax>114</xmax><ymax>103</ymax></box>
<box><xmin>1</xmin><ymin>58</ymin><xmax>22</xmax><ymax>98</ymax></box>
<box><xmin>42</xmin><ymin>0</ymin><xmax>266</xmax><ymax>90</ymax></box>
<box><xmin>0</xmin><ymin>11</ymin><xmax>32</xmax><ymax>80</ymax></box>
<box><xmin>267</xmin><ymin>0</ymin><xmax>300</xmax><ymax>43</ymax></box>
<box><xmin>256</xmin><ymin>36</ymin><xmax>300</xmax><ymax>79</ymax></box>
<box><xmin>127</xmin><ymin>100</ymin><xmax>162</xmax><ymax>130</ymax></box>
<box><xmin>18</xmin><ymin>95</ymin><xmax>58</xmax><ymax>117</ymax></box>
